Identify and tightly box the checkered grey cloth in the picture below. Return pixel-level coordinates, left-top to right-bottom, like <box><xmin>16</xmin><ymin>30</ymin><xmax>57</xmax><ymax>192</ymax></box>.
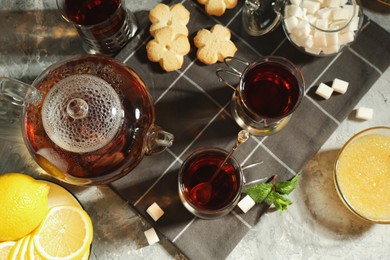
<box><xmin>111</xmin><ymin>1</ymin><xmax>390</xmax><ymax>259</ymax></box>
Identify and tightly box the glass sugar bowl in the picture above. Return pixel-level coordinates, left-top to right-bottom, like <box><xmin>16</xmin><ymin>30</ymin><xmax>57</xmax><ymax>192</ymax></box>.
<box><xmin>282</xmin><ymin>0</ymin><xmax>363</xmax><ymax>56</ymax></box>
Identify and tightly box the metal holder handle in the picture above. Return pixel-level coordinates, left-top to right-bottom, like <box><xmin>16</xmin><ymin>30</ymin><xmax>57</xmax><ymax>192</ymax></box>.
<box><xmin>215</xmin><ymin>57</ymin><xmax>249</xmax><ymax>91</ymax></box>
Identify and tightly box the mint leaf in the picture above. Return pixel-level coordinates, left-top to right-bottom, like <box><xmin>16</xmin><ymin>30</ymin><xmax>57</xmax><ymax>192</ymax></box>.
<box><xmin>275</xmin><ymin>175</ymin><xmax>300</xmax><ymax>195</ymax></box>
<box><xmin>245</xmin><ymin>183</ymin><xmax>272</xmax><ymax>203</ymax></box>
<box><xmin>267</xmin><ymin>191</ymin><xmax>292</xmax><ymax>213</ymax></box>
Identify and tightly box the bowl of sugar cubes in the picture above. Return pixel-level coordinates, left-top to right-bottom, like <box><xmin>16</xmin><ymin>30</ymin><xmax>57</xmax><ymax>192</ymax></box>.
<box><xmin>282</xmin><ymin>0</ymin><xmax>363</xmax><ymax>56</ymax></box>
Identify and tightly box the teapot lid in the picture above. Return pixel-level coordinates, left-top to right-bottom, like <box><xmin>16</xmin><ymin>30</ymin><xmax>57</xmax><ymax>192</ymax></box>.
<box><xmin>42</xmin><ymin>74</ymin><xmax>123</xmax><ymax>153</ymax></box>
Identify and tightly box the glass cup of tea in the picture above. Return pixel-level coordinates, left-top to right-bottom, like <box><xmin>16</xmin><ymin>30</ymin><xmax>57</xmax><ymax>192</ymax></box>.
<box><xmin>56</xmin><ymin>0</ymin><xmax>138</xmax><ymax>55</ymax></box>
<box><xmin>178</xmin><ymin>147</ymin><xmax>266</xmax><ymax>219</ymax></box>
<box><xmin>217</xmin><ymin>56</ymin><xmax>305</xmax><ymax>136</ymax></box>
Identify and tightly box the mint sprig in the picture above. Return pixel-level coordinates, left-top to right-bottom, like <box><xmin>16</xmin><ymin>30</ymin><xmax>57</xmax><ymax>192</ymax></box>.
<box><xmin>245</xmin><ymin>175</ymin><xmax>300</xmax><ymax>214</ymax></box>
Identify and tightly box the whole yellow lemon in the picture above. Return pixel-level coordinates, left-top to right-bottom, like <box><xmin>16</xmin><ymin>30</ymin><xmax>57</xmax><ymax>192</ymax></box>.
<box><xmin>0</xmin><ymin>173</ymin><xmax>49</xmax><ymax>241</ymax></box>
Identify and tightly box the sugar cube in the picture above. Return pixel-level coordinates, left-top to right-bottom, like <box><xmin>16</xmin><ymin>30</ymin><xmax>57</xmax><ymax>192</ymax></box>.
<box><xmin>316</xmin><ymin>19</ymin><xmax>329</xmax><ymax>30</ymax></box>
<box><xmin>305</xmin><ymin>46</ymin><xmax>322</xmax><ymax>55</ymax></box>
<box><xmin>355</xmin><ymin>107</ymin><xmax>374</xmax><ymax>120</ymax></box>
<box><xmin>328</xmin><ymin>0</ymin><xmax>342</xmax><ymax>8</ymax></box>
<box><xmin>285</xmin><ymin>4</ymin><xmax>303</xmax><ymax>18</ymax></box>
<box><xmin>317</xmin><ymin>8</ymin><xmax>332</xmax><ymax>20</ymax></box>
<box><xmin>302</xmin><ymin>0</ymin><xmax>320</xmax><ymax>14</ymax></box>
<box><xmin>284</xmin><ymin>16</ymin><xmax>299</xmax><ymax>33</ymax></box>
<box><xmin>290</xmin><ymin>0</ymin><xmax>302</xmax><ymax>5</ymax></box>
<box><xmin>338</xmin><ymin>31</ymin><xmax>355</xmax><ymax>45</ymax></box>
<box><xmin>314</xmin><ymin>31</ymin><xmax>327</xmax><ymax>48</ymax></box>
<box><xmin>293</xmin><ymin>20</ymin><xmax>311</xmax><ymax>37</ymax></box>
<box><xmin>146</xmin><ymin>202</ymin><xmax>164</xmax><ymax>222</ymax></box>
<box><xmin>315</xmin><ymin>83</ymin><xmax>334</xmax><ymax>99</ymax></box>
<box><xmin>322</xmin><ymin>45</ymin><xmax>340</xmax><ymax>55</ymax></box>
<box><xmin>331</xmin><ymin>78</ymin><xmax>349</xmax><ymax>94</ymax></box>
<box><xmin>237</xmin><ymin>195</ymin><xmax>256</xmax><ymax>213</ymax></box>
<box><xmin>332</xmin><ymin>8</ymin><xmax>351</xmax><ymax>21</ymax></box>
<box><xmin>325</xmin><ymin>32</ymin><xmax>338</xmax><ymax>45</ymax></box>
<box><xmin>144</xmin><ymin>228</ymin><xmax>160</xmax><ymax>245</ymax></box>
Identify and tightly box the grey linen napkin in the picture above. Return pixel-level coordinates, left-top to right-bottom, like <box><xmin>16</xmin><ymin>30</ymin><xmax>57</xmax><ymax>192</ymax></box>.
<box><xmin>110</xmin><ymin>0</ymin><xmax>390</xmax><ymax>259</ymax></box>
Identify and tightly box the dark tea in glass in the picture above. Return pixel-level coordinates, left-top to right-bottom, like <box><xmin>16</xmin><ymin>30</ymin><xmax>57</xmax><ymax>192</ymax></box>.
<box><xmin>57</xmin><ymin>0</ymin><xmax>137</xmax><ymax>54</ymax></box>
<box><xmin>178</xmin><ymin>147</ymin><xmax>243</xmax><ymax>219</ymax></box>
<box><xmin>241</xmin><ymin>62</ymin><xmax>301</xmax><ymax>120</ymax></box>
<box><xmin>229</xmin><ymin>56</ymin><xmax>304</xmax><ymax>136</ymax></box>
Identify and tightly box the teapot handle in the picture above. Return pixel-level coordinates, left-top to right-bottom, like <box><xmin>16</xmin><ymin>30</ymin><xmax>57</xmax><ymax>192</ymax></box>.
<box><xmin>144</xmin><ymin>125</ymin><xmax>174</xmax><ymax>155</ymax></box>
<box><xmin>0</xmin><ymin>77</ymin><xmax>42</xmax><ymax>122</ymax></box>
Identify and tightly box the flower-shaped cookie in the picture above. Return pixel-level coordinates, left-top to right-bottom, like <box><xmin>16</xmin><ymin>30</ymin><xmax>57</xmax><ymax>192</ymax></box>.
<box><xmin>197</xmin><ymin>0</ymin><xmax>237</xmax><ymax>16</ymax></box>
<box><xmin>149</xmin><ymin>3</ymin><xmax>190</xmax><ymax>37</ymax></box>
<box><xmin>146</xmin><ymin>27</ymin><xmax>190</xmax><ymax>72</ymax></box>
<box><xmin>194</xmin><ymin>24</ymin><xmax>237</xmax><ymax>65</ymax></box>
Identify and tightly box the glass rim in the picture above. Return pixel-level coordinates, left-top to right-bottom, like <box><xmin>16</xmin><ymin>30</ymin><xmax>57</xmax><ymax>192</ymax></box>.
<box><xmin>56</xmin><ymin>0</ymin><xmax>125</xmax><ymax>28</ymax></box>
<box><xmin>238</xmin><ymin>56</ymin><xmax>305</xmax><ymax>121</ymax></box>
<box><xmin>333</xmin><ymin>126</ymin><xmax>390</xmax><ymax>224</ymax></box>
<box><xmin>178</xmin><ymin>146</ymin><xmax>244</xmax><ymax>216</ymax></box>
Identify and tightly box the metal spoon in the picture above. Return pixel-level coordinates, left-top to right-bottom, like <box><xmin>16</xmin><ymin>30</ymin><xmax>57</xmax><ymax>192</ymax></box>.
<box><xmin>189</xmin><ymin>130</ymin><xmax>250</xmax><ymax>205</ymax></box>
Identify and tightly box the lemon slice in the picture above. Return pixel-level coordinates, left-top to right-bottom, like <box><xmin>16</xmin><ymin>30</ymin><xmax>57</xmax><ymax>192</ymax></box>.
<box><xmin>33</xmin><ymin>206</ymin><xmax>93</xmax><ymax>259</ymax></box>
<box><xmin>17</xmin><ymin>235</ymin><xmax>31</xmax><ymax>259</ymax></box>
<box><xmin>8</xmin><ymin>237</ymin><xmax>26</xmax><ymax>260</ymax></box>
<box><xmin>0</xmin><ymin>241</ymin><xmax>16</xmax><ymax>259</ymax></box>
<box><xmin>39</xmin><ymin>180</ymin><xmax>82</xmax><ymax>209</ymax></box>
<box><xmin>28</xmin><ymin>234</ymin><xmax>45</xmax><ymax>260</ymax></box>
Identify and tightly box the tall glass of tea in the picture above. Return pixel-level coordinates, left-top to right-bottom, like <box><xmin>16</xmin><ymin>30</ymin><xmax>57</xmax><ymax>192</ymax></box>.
<box><xmin>217</xmin><ymin>56</ymin><xmax>305</xmax><ymax>136</ymax></box>
<box><xmin>56</xmin><ymin>0</ymin><xmax>138</xmax><ymax>55</ymax></box>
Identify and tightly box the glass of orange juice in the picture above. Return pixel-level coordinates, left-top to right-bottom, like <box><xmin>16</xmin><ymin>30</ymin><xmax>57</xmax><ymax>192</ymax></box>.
<box><xmin>334</xmin><ymin>126</ymin><xmax>390</xmax><ymax>224</ymax></box>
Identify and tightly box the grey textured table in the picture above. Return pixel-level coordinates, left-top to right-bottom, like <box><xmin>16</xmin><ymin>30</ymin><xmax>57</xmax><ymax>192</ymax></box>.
<box><xmin>0</xmin><ymin>0</ymin><xmax>389</xmax><ymax>259</ymax></box>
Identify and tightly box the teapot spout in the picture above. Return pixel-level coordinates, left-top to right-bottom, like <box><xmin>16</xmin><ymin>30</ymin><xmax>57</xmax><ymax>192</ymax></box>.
<box><xmin>145</xmin><ymin>125</ymin><xmax>174</xmax><ymax>155</ymax></box>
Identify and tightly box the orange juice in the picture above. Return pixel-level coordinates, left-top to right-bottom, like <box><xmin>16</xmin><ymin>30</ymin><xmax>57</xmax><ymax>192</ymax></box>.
<box><xmin>335</xmin><ymin>133</ymin><xmax>390</xmax><ymax>222</ymax></box>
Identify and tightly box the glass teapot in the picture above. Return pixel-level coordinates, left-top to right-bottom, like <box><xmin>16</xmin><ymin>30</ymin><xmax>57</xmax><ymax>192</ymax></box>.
<box><xmin>0</xmin><ymin>55</ymin><xmax>174</xmax><ymax>185</ymax></box>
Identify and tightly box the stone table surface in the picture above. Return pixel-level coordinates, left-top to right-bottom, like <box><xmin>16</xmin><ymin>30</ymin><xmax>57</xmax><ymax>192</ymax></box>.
<box><xmin>0</xmin><ymin>0</ymin><xmax>389</xmax><ymax>259</ymax></box>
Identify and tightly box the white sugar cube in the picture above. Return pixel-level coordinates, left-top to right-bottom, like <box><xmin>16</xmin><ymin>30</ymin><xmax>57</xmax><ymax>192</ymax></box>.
<box><xmin>355</xmin><ymin>107</ymin><xmax>374</xmax><ymax>120</ymax></box>
<box><xmin>306</xmin><ymin>14</ymin><xmax>318</xmax><ymax>24</ymax></box>
<box><xmin>322</xmin><ymin>45</ymin><xmax>340</xmax><ymax>54</ymax></box>
<box><xmin>284</xmin><ymin>16</ymin><xmax>299</xmax><ymax>33</ymax></box>
<box><xmin>333</xmin><ymin>8</ymin><xmax>352</xmax><ymax>21</ymax></box>
<box><xmin>331</xmin><ymin>78</ymin><xmax>349</xmax><ymax>94</ymax></box>
<box><xmin>146</xmin><ymin>202</ymin><xmax>164</xmax><ymax>222</ymax></box>
<box><xmin>238</xmin><ymin>195</ymin><xmax>256</xmax><ymax>213</ymax></box>
<box><xmin>347</xmin><ymin>17</ymin><xmax>360</xmax><ymax>32</ymax></box>
<box><xmin>314</xmin><ymin>31</ymin><xmax>327</xmax><ymax>48</ymax></box>
<box><xmin>330</xmin><ymin>20</ymin><xmax>348</xmax><ymax>30</ymax></box>
<box><xmin>315</xmin><ymin>83</ymin><xmax>334</xmax><ymax>99</ymax></box>
<box><xmin>316</xmin><ymin>19</ymin><xmax>329</xmax><ymax>30</ymax></box>
<box><xmin>302</xmin><ymin>0</ymin><xmax>320</xmax><ymax>14</ymax></box>
<box><xmin>328</xmin><ymin>0</ymin><xmax>342</xmax><ymax>8</ymax></box>
<box><xmin>293</xmin><ymin>20</ymin><xmax>311</xmax><ymax>37</ymax></box>
<box><xmin>325</xmin><ymin>32</ymin><xmax>338</xmax><ymax>45</ymax></box>
<box><xmin>285</xmin><ymin>5</ymin><xmax>303</xmax><ymax>18</ymax></box>
<box><xmin>338</xmin><ymin>31</ymin><xmax>355</xmax><ymax>45</ymax></box>
<box><xmin>317</xmin><ymin>8</ymin><xmax>332</xmax><ymax>20</ymax></box>
<box><xmin>343</xmin><ymin>4</ymin><xmax>359</xmax><ymax>17</ymax></box>
<box><xmin>305</xmin><ymin>46</ymin><xmax>322</xmax><ymax>55</ymax></box>
<box><xmin>303</xmin><ymin>35</ymin><xmax>314</xmax><ymax>48</ymax></box>
<box><xmin>144</xmin><ymin>228</ymin><xmax>160</xmax><ymax>245</ymax></box>
<box><xmin>290</xmin><ymin>0</ymin><xmax>302</xmax><ymax>5</ymax></box>
<box><xmin>340</xmin><ymin>0</ymin><xmax>348</xmax><ymax>5</ymax></box>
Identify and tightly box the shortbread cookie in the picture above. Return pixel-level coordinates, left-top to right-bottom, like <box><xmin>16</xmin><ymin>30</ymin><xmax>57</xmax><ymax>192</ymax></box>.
<box><xmin>197</xmin><ymin>0</ymin><xmax>237</xmax><ymax>16</ymax></box>
<box><xmin>149</xmin><ymin>3</ymin><xmax>190</xmax><ymax>37</ymax></box>
<box><xmin>194</xmin><ymin>24</ymin><xmax>237</xmax><ymax>65</ymax></box>
<box><xmin>146</xmin><ymin>27</ymin><xmax>190</xmax><ymax>72</ymax></box>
